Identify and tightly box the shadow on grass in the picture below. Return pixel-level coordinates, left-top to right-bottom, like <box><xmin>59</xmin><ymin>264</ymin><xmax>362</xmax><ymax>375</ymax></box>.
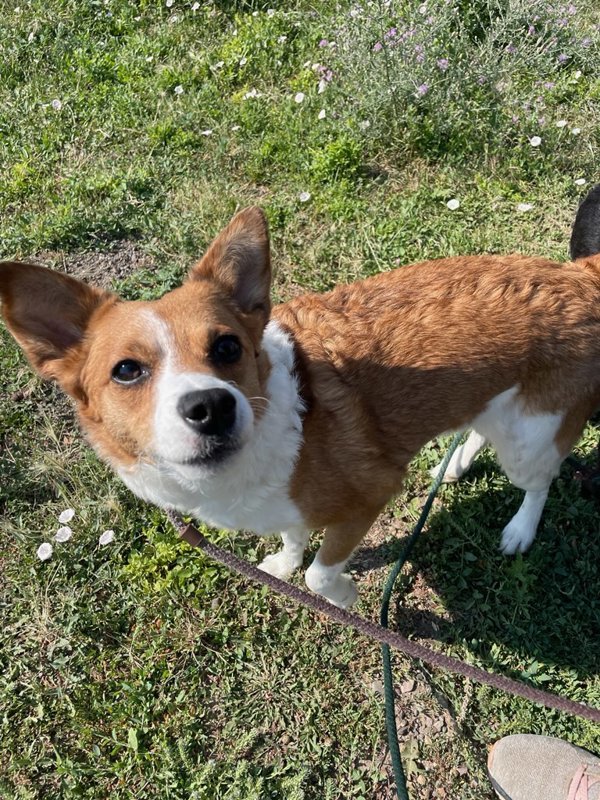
<box><xmin>353</xmin><ymin>449</ymin><xmax>600</xmax><ymax>680</ymax></box>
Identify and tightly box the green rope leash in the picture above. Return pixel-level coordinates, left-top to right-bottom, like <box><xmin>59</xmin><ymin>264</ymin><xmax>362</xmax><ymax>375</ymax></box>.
<box><xmin>380</xmin><ymin>433</ymin><xmax>464</xmax><ymax>800</ymax></box>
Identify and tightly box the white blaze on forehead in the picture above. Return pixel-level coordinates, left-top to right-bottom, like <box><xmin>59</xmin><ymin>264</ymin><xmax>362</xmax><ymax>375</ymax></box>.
<box><xmin>139</xmin><ymin>307</ymin><xmax>176</xmax><ymax>365</ymax></box>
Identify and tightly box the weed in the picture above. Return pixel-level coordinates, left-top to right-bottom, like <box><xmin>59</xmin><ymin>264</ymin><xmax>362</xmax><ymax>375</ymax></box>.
<box><xmin>330</xmin><ymin>0</ymin><xmax>600</xmax><ymax>166</ymax></box>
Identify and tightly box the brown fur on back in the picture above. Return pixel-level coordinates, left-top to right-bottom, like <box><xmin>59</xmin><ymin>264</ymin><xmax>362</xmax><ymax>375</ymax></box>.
<box><xmin>273</xmin><ymin>255</ymin><xmax>600</xmax><ymax>528</ymax></box>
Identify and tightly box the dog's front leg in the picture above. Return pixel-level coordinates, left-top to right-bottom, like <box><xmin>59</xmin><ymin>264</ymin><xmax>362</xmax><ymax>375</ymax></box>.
<box><xmin>305</xmin><ymin>508</ymin><xmax>381</xmax><ymax>609</ymax></box>
<box><xmin>258</xmin><ymin>527</ymin><xmax>310</xmax><ymax>580</ymax></box>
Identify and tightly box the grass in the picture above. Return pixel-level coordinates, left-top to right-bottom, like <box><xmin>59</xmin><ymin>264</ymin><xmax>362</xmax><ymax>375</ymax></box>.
<box><xmin>1</xmin><ymin>1</ymin><xmax>600</xmax><ymax>798</ymax></box>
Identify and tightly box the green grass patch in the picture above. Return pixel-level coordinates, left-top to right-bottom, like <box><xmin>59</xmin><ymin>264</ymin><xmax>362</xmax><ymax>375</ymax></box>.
<box><xmin>1</xmin><ymin>1</ymin><xmax>599</xmax><ymax>798</ymax></box>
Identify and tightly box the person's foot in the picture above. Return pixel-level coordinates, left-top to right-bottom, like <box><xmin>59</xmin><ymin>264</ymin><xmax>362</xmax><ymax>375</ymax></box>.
<box><xmin>488</xmin><ymin>735</ymin><xmax>600</xmax><ymax>800</ymax></box>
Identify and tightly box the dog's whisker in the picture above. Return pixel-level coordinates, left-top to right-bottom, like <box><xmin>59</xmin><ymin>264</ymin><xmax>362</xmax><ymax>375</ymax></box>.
<box><xmin>248</xmin><ymin>396</ymin><xmax>271</xmax><ymax>412</ymax></box>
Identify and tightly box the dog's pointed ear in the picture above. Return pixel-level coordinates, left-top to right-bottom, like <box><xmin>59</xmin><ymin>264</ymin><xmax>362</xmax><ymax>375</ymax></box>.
<box><xmin>0</xmin><ymin>261</ymin><xmax>114</xmax><ymax>393</ymax></box>
<box><xmin>188</xmin><ymin>207</ymin><xmax>272</xmax><ymax>324</ymax></box>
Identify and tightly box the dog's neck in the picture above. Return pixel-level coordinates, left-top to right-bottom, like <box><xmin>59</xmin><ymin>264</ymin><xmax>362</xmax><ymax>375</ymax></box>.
<box><xmin>115</xmin><ymin>320</ymin><xmax>307</xmax><ymax>534</ymax></box>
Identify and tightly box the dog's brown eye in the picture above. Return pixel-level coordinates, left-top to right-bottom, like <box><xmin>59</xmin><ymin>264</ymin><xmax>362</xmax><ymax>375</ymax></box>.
<box><xmin>111</xmin><ymin>359</ymin><xmax>145</xmax><ymax>384</ymax></box>
<box><xmin>211</xmin><ymin>335</ymin><xmax>242</xmax><ymax>365</ymax></box>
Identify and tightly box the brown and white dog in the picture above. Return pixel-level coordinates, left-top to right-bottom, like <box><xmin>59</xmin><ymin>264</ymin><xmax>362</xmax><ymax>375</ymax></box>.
<box><xmin>2</xmin><ymin>190</ymin><xmax>600</xmax><ymax>608</ymax></box>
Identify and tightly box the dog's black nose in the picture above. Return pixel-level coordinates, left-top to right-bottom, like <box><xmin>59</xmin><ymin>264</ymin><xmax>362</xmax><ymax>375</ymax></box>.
<box><xmin>177</xmin><ymin>389</ymin><xmax>237</xmax><ymax>436</ymax></box>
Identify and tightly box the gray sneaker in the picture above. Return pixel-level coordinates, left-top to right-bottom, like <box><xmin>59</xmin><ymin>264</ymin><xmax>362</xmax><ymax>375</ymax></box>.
<box><xmin>487</xmin><ymin>734</ymin><xmax>600</xmax><ymax>800</ymax></box>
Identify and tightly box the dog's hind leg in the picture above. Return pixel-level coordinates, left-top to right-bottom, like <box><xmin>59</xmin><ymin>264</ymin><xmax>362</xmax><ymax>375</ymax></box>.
<box><xmin>500</xmin><ymin>487</ymin><xmax>551</xmax><ymax>554</ymax></box>
<box><xmin>258</xmin><ymin>527</ymin><xmax>310</xmax><ymax>580</ymax></box>
<box><xmin>430</xmin><ymin>429</ymin><xmax>486</xmax><ymax>483</ymax></box>
<box><xmin>305</xmin><ymin>506</ymin><xmax>382</xmax><ymax>608</ymax></box>
<box><xmin>479</xmin><ymin>398</ymin><xmax>565</xmax><ymax>554</ymax></box>
<box><xmin>499</xmin><ymin>400</ymin><xmax>600</xmax><ymax>553</ymax></box>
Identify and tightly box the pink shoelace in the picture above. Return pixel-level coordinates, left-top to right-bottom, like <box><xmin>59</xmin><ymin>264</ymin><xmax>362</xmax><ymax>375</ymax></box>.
<box><xmin>568</xmin><ymin>765</ymin><xmax>600</xmax><ymax>800</ymax></box>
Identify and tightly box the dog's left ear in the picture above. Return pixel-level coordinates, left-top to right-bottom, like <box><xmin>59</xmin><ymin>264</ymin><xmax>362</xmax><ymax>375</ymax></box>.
<box><xmin>188</xmin><ymin>207</ymin><xmax>271</xmax><ymax>325</ymax></box>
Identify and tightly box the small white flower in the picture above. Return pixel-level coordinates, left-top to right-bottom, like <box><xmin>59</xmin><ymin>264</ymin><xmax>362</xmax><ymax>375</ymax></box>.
<box><xmin>294</xmin><ymin>92</ymin><xmax>305</xmax><ymax>103</ymax></box>
<box><xmin>231</xmin><ymin>124</ymin><xmax>241</xmax><ymax>131</ymax></box>
<box><xmin>212</xmin><ymin>60</ymin><xmax>224</xmax><ymax>69</ymax></box>
<box><xmin>529</xmin><ymin>136</ymin><xmax>542</xmax><ymax>147</ymax></box>
<box><xmin>446</xmin><ymin>198</ymin><xmax>460</xmax><ymax>210</ymax></box>
<box><xmin>517</xmin><ymin>202</ymin><xmax>534</xmax><ymax>212</ymax></box>
<box><xmin>146</xmin><ymin>55</ymin><xmax>154</xmax><ymax>62</ymax></box>
<box><xmin>200</xmin><ymin>129</ymin><xmax>212</xmax><ymax>136</ymax></box>
<box><xmin>51</xmin><ymin>99</ymin><xmax>62</xmax><ymax>111</ymax></box>
<box><xmin>252</xmin><ymin>9</ymin><xmax>258</xmax><ymax>15</ymax></box>
<box><xmin>243</xmin><ymin>88</ymin><xmax>261</xmax><ymax>99</ymax></box>
<box><xmin>166</xmin><ymin>0</ymin><xmax>173</xmax><ymax>6</ymax></box>
<box><xmin>318</xmin><ymin>109</ymin><xmax>326</xmax><ymax>119</ymax></box>
<box><xmin>359</xmin><ymin>120</ymin><xmax>371</xmax><ymax>130</ymax></box>
<box><xmin>174</xmin><ymin>85</ymin><xmax>184</xmax><ymax>95</ymax></box>
<box><xmin>239</xmin><ymin>57</ymin><xmax>247</xmax><ymax>66</ymax></box>
<box><xmin>556</xmin><ymin>119</ymin><xmax>567</xmax><ymax>128</ymax></box>
<box><xmin>55</xmin><ymin>526</ymin><xmax>73</xmax><ymax>543</ymax></box>
<box><xmin>266</xmin><ymin>8</ymin><xmax>275</xmax><ymax>16</ymax></box>
<box><xmin>99</xmin><ymin>530</ymin><xmax>115</xmax><ymax>546</ymax></box>
<box><xmin>574</xmin><ymin>70</ymin><xmax>582</xmax><ymax>79</ymax></box>
<box><xmin>571</xmin><ymin>127</ymin><xmax>581</xmax><ymax>135</ymax></box>
<box><xmin>298</xmin><ymin>191</ymin><xmax>311</xmax><ymax>203</ymax></box>
<box><xmin>418</xmin><ymin>2</ymin><xmax>428</xmax><ymax>12</ymax></box>
<box><xmin>278</xmin><ymin>35</ymin><xmax>287</xmax><ymax>43</ymax></box>
<box><xmin>191</xmin><ymin>1</ymin><xmax>200</xmax><ymax>9</ymax></box>
<box><xmin>37</xmin><ymin>543</ymin><xmax>53</xmax><ymax>561</ymax></box>
<box><xmin>574</xmin><ymin>178</ymin><xmax>587</xmax><ymax>186</ymax></box>
<box><xmin>58</xmin><ymin>508</ymin><xmax>75</xmax><ymax>524</ymax></box>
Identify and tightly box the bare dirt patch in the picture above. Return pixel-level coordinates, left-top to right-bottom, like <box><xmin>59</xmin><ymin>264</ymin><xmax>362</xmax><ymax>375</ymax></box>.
<box><xmin>34</xmin><ymin>240</ymin><xmax>156</xmax><ymax>290</ymax></box>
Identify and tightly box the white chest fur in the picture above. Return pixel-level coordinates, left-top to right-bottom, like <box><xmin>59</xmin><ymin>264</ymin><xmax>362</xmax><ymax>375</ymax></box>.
<box><xmin>116</xmin><ymin>321</ymin><xmax>306</xmax><ymax>535</ymax></box>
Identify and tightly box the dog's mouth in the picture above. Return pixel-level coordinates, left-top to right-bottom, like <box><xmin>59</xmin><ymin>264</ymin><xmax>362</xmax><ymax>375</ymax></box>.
<box><xmin>179</xmin><ymin>435</ymin><xmax>241</xmax><ymax>468</ymax></box>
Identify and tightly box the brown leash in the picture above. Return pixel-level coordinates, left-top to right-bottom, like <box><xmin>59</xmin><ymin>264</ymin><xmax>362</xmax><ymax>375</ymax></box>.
<box><xmin>167</xmin><ymin>509</ymin><xmax>600</xmax><ymax>725</ymax></box>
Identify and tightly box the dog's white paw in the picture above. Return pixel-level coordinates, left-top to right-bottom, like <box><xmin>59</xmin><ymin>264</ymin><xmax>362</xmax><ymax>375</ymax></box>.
<box><xmin>330</xmin><ymin>575</ymin><xmax>358</xmax><ymax>609</ymax></box>
<box><xmin>429</xmin><ymin>463</ymin><xmax>460</xmax><ymax>484</ymax></box>
<box><xmin>257</xmin><ymin>551</ymin><xmax>297</xmax><ymax>580</ymax></box>
<box><xmin>321</xmin><ymin>574</ymin><xmax>358</xmax><ymax>609</ymax></box>
<box><xmin>305</xmin><ymin>558</ymin><xmax>359</xmax><ymax>609</ymax></box>
<box><xmin>500</xmin><ymin>521</ymin><xmax>536</xmax><ymax>555</ymax></box>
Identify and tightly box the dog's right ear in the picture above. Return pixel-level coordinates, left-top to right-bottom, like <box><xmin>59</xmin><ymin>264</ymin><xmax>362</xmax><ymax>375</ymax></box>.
<box><xmin>188</xmin><ymin>207</ymin><xmax>272</xmax><ymax>326</ymax></box>
<box><xmin>0</xmin><ymin>262</ymin><xmax>114</xmax><ymax>394</ymax></box>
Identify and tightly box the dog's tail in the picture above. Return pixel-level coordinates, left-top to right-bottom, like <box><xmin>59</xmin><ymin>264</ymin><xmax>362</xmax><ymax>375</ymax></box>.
<box><xmin>570</xmin><ymin>183</ymin><xmax>600</xmax><ymax>263</ymax></box>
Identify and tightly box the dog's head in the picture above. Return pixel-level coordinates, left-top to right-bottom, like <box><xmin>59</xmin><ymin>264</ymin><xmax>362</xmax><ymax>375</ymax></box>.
<box><xmin>0</xmin><ymin>208</ymin><xmax>274</xmax><ymax>482</ymax></box>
